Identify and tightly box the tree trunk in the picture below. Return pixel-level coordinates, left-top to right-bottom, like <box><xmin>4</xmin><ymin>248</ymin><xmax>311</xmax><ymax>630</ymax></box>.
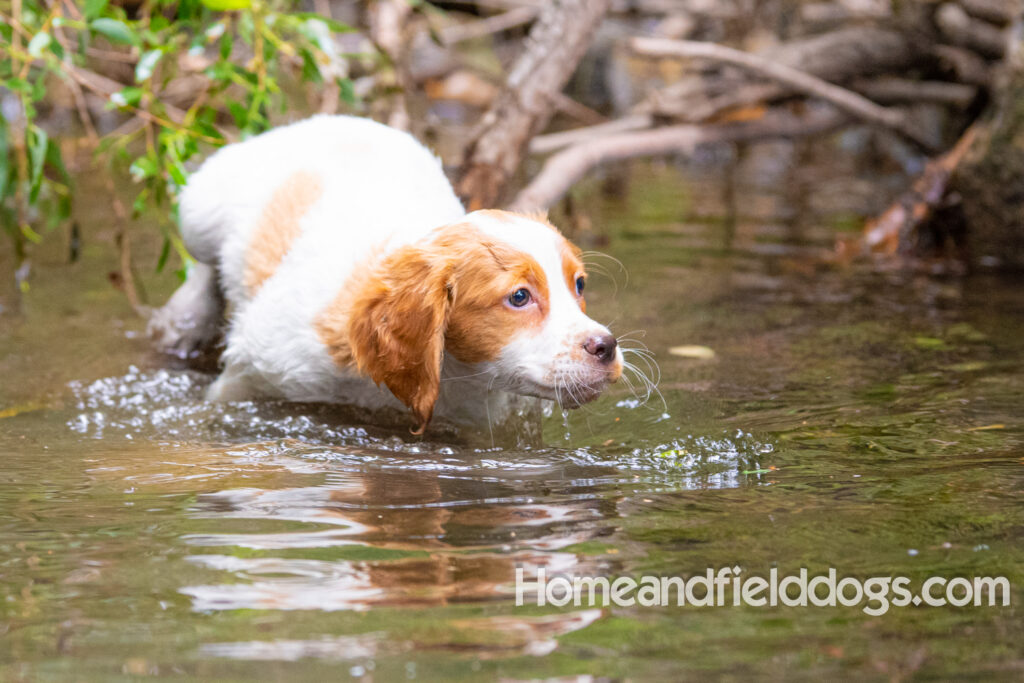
<box><xmin>456</xmin><ymin>0</ymin><xmax>612</xmax><ymax>210</ymax></box>
<box><xmin>946</xmin><ymin>40</ymin><xmax>1024</xmax><ymax>268</ymax></box>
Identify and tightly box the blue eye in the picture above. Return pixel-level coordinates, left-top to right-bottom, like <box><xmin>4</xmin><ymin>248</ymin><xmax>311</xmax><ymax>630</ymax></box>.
<box><xmin>576</xmin><ymin>277</ymin><xmax>585</xmax><ymax>295</ymax></box>
<box><xmin>509</xmin><ymin>288</ymin><xmax>531</xmax><ymax>307</ymax></box>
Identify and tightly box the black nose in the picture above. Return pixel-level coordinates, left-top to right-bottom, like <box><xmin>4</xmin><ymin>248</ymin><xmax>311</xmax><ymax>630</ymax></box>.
<box><xmin>583</xmin><ymin>334</ymin><xmax>617</xmax><ymax>364</ymax></box>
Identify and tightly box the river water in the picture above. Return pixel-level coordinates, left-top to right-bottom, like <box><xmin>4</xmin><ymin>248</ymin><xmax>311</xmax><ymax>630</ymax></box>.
<box><xmin>1</xmin><ymin>149</ymin><xmax>1021</xmax><ymax>679</ymax></box>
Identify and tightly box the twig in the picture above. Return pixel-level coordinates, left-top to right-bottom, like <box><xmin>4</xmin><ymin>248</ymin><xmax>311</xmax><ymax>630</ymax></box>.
<box><xmin>512</xmin><ymin>106</ymin><xmax>847</xmax><ymax>211</ymax></box>
<box><xmin>530</xmin><ymin>113</ymin><xmax>654</xmax><ymax>154</ymax></box>
<box><xmin>851</xmin><ymin>77</ymin><xmax>978</xmax><ymax>108</ymax></box>
<box><xmin>52</xmin><ymin>22</ymin><xmax>99</xmax><ymax>141</ymax></box>
<box><xmin>630</xmin><ymin>37</ymin><xmax>939</xmax><ymax>152</ymax></box>
<box><xmin>62</xmin><ymin>64</ymin><xmax>227</xmax><ymax>144</ymax></box>
<box><xmin>861</xmin><ymin>123</ymin><xmax>981</xmax><ymax>255</ymax></box>
<box><xmin>440</xmin><ymin>6</ymin><xmax>538</xmax><ymax>45</ymax></box>
<box><xmin>550</xmin><ymin>91</ymin><xmax>608</xmax><ymax>126</ymax></box>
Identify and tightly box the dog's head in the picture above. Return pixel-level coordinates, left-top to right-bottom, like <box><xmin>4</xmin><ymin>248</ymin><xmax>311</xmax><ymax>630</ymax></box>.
<box><xmin>345</xmin><ymin>210</ymin><xmax>623</xmax><ymax>432</ymax></box>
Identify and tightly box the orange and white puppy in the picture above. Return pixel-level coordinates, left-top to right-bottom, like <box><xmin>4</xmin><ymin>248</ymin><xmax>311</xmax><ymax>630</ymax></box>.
<box><xmin>149</xmin><ymin>115</ymin><xmax>623</xmax><ymax>433</ymax></box>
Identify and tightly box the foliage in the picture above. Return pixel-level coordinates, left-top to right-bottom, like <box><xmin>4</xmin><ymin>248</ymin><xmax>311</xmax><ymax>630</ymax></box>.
<box><xmin>1</xmin><ymin>0</ymin><xmax>370</xmax><ymax>284</ymax></box>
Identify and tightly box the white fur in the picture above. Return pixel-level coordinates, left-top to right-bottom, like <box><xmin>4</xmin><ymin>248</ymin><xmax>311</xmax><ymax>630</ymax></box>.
<box><xmin>152</xmin><ymin>115</ymin><xmax>622</xmax><ymax>430</ymax></box>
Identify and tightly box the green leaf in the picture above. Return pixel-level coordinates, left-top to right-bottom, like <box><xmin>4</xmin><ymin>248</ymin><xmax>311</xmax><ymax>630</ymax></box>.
<box><xmin>218</xmin><ymin>31</ymin><xmax>233</xmax><ymax>60</ymax></box>
<box><xmin>27</xmin><ymin>127</ymin><xmax>48</xmax><ymax>204</ymax></box>
<box><xmin>338</xmin><ymin>77</ymin><xmax>357</xmax><ymax>106</ymax></box>
<box><xmin>90</xmin><ymin>18</ymin><xmax>139</xmax><ymax>46</ymax></box>
<box><xmin>132</xmin><ymin>187</ymin><xmax>149</xmax><ymax>218</ymax></box>
<box><xmin>20</xmin><ymin>222</ymin><xmax>42</xmax><ymax>244</ymax></box>
<box><xmin>166</xmin><ymin>160</ymin><xmax>188</xmax><ymax>186</ymax></box>
<box><xmin>201</xmin><ymin>0</ymin><xmax>252</xmax><ymax>10</ymax></box>
<box><xmin>156</xmin><ymin>236</ymin><xmax>171</xmax><ymax>272</ymax></box>
<box><xmin>225</xmin><ymin>100</ymin><xmax>248</xmax><ymax>129</ymax></box>
<box><xmin>45</xmin><ymin>136</ymin><xmax>70</xmax><ymax>184</ymax></box>
<box><xmin>913</xmin><ymin>336</ymin><xmax>951</xmax><ymax>351</ymax></box>
<box><xmin>4</xmin><ymin>78</ymin><xmax>30</xmax><ymax>94</ymax></box>
<box><xmin>84</xmin><ymin>0</ymin><xmax>109</xmax><ymax>20</ymax></box>
<box><xmin>135</xmin><ymin>49</ymin><xmax>163</xmax><ymax>82</ymax></box>
<box><xmin>129</xmin><ymin>156</ymin><xmax>158</xmax><ymax>182</ymax></box>
<box><xmin>30</xmin><ymin>72</ymin><xmax>47</xmax><ymax>103</ymax></box>
<box><xmin>109</xmin><ymin>86</ymin><xmax>143</xmax><ymax>108</ymax></box>
<box><xmin>27</xmin><ymin>32</ymin><xmax>52</xmax><ymax>58</ymax></box>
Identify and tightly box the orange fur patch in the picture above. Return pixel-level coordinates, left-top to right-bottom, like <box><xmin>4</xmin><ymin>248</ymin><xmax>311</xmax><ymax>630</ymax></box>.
<box><xmin>438</xmin><ymin>225</ymin><xmax>549</xmax><ymax>364</ymax></box>
<box><xmin>243</xmin><ymin>170</ymin><xmax>323</xmax><ymax>294</ymax></box>
<box><xmin>314</xmin><ymin>222</ymin><xmax>555</xmax><ymax>430</ymax></box>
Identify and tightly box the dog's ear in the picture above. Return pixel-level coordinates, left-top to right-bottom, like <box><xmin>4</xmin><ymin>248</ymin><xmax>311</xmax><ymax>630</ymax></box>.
<box><xmin>347</xmin><ymin>245</ymin><xmax>454</xmax><ymax>434</ymax></box>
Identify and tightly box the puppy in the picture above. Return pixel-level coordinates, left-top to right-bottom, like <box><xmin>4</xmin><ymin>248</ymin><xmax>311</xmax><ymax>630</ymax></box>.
<box><xmin>149</xmin><ymin>115</ymin><xmax>624</xmax><ymax>433</ymax></box>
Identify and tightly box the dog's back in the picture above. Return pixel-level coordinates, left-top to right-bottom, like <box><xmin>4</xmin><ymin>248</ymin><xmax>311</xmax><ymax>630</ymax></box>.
<box><xmin>179</xmin><ymin>115</ymin><xmax>465</xmax><ymax>306</ymax></box>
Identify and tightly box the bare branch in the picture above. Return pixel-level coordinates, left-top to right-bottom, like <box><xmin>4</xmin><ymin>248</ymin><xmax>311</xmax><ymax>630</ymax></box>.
<box><xmin>861</xmin><ymin>123</ymin><xmax>981</xmax><ymax>255</ymax></box>
<box><xmin>936</xmin><ymin>3</ymin><xmax>1010</xmax><ymax>60</ymax></box>
<box><xmin>512</xmin><ymin>106</ymin><xmax>847</xmax><ymax>211</ymax></box>
<box><xmin>851</xmin><ymin>77</ymin><xmax>978</xmax><ymax>107</ymax></box>
<box><xmin>440</xmin><ymin>6</ymin><xmax>538</xmax><ymax>46</ymax></box>
<box><xmin>643</xmin><ymin>27</ymin><xmax>917</xmax><ymax>121</ymax></box>
<box><xmin>630</xmin><ymin>37</ymin><xmax>938</xmax><ymax>151</ymax></box>
<box><xmin>457</xmin><ymin>0</ymin><xmax>612</xmax><ymax>209</ymax></box>
<box><xmin>530</xmin><ymin>113</ymin><xmax>655</xmax><ymax>154</ymax></box>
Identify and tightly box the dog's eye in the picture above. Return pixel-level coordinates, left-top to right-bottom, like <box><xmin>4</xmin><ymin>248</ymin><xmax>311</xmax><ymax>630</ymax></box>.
<box><xmin>576</xmin><ymin>276</ymin><xmax>585</xmax><ymax>295</ymax></box>
<box><xmin>508</xmin><ymin>288</ymin><xmax>531</xmax><ymax>307</ymax></box>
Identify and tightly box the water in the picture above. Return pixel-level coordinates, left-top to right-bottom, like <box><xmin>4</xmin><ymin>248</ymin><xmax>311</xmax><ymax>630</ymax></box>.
<box><xmin>1</xmin><ymin>156</ymin><xmax>1022</xmax><ymax>679</ymax></box>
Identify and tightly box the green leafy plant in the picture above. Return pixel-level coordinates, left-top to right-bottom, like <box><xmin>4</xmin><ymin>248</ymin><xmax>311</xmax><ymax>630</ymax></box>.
<box><xmin>1</xmin><ymin>0</ymin><xmax>373</xmax><ymax>292</ymax></box>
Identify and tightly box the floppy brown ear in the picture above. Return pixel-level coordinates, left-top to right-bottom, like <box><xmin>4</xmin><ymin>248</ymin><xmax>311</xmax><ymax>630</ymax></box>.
<box><xmin>347</xmin><ymin>246</ymin><xmax>454</xmax><ymax>434</ymax></box>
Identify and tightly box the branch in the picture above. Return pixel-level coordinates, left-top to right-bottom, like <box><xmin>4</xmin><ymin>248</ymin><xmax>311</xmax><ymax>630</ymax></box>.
<box><xmin>630</xmin><ymin>37</ymin><xmax>938</xmax><ymax>152</ymax></box>
<box><xmin>369</xmin><ymin>0</ymin><xmax>414</xmax><ymax>131</ymax></box>
<box><xmin>936</xmin><ymin>3</ymin><xmax>1010</xmax><ymax>59</ymax></box>
<box><xmin>641</xmin><ymin>27</ymin><xmax>917</xmax><ymax>121</ymax></box>
<box><xmin>440</xmin><ymin>6</ymin><xmax>538</xmax><ymax>45</ymax></box>
<box><xmin>850</xmin><ymin>77</ymin><xmax>978</xmax><ymax>107</ymax></box>
<box><xmin>456</xmin><ymin>0</ymin><xmax>612</xmax><ymax>209</ymax></box>
<box><xmin>511</xmin><ymin>106</ymin><xmax>847</xmax><ymax>211</ymax></box>
<box><xmin>530</xmin><ymin>113</ymin><xmax>654</xmax><ymax>154</ymax></box>
<box><xmin>860</xmin><ymin>123</ymin><xmax>981</xmax><ymax>255</ymax></box>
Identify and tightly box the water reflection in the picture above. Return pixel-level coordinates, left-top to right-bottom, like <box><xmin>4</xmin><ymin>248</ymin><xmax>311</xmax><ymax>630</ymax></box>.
<box><xmin>179</xmin><ymin>468</ymin><xmax>604</xmax><ymax>612</ymax></box>
<box><xmin>55</xmin><ymin>364</ymin><xmax>774</xmax><ymax>662</ymax></box>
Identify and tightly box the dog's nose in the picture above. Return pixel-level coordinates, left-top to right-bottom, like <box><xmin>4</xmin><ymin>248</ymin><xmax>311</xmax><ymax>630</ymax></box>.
<box><xmin>583</xmin><ymin>334</ymin><xmax>617</xmax><ymax>364</ymax></box>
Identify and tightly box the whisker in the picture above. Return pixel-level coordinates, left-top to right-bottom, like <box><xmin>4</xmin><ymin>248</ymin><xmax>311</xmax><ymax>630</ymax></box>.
<box><xmin>441</xmin><ymin>368</ymin><xmax>495</xmax><ymax>382</ymax></box>
<box><xmin>623</xmin><ymin>348</ymin><xmax>662</xmax><ymax>388</ymax></box>
<box><xmin>617</xmin><ymin>346</ymin><xmax>667</xmax><ymax>411</ymax></box>
<box><xmin>581</xmin><ymin>251</ymin><xmax>628</xmax><ymax>294</ymax></box>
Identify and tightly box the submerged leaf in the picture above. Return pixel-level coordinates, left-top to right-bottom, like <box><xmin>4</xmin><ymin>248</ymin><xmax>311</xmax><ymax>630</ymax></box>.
<box><xmin>668</xmin><ymin>345</ymin><xmax>716</xmax><ymax>360</ymax></box>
